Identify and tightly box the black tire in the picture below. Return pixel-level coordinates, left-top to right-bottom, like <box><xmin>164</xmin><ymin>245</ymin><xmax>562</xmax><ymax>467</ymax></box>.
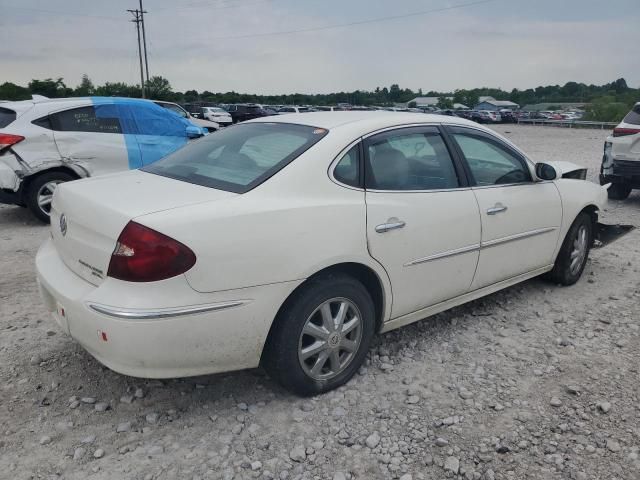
<box><xmin>607</xmin><ymin>183</ymin><xmax>631</xmax><ymax>200</ymax></box>
<box><xmin>545</xmin><ymin>212</ymin><xmax>593</xmax><ymax>286</ymax></box>
<box><xmin>26</xmin><ymin>171</ymin><xmax>75</xmax><ymax>223</ymax></box>
<box><xmin>262</xmin><ymin>273</ymin><xmax>376</xmax><ymax>396</ymax></box>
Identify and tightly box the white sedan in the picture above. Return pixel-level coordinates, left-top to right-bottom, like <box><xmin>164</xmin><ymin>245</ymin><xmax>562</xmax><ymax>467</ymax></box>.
<box><xmin>36</xmin><ymin>112</ymin><xmax>607</xmax><ymax>395</ymax></box>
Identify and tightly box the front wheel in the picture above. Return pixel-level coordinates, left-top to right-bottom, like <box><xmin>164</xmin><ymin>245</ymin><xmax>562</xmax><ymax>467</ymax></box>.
<box><xmin>26</xmin><ymin>171</ymin><xmax>75</xmax><ymax>223</ymax></box>
<box><xmin>262</xmin><ymin>273</ymin><xmax>375</xmax><ymax>396</ymax></box>
<box><xmin>545</xmin><ymin>212</ymin><xmax>593</xmax><ymax>285</ymax></box>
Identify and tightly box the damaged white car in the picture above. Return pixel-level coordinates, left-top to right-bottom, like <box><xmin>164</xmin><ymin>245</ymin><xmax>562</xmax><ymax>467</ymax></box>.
<box><xmin>37</xmin><ymin>112</ymin><xmax>609</xmax><ymax>395</ymax></box>
<box><xmin>0</xmin><ymin>96</ymin><xmax>205</xmax><ymax>222</ymax></box>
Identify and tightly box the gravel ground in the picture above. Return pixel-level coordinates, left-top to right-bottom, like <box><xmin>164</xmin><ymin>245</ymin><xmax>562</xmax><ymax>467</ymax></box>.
<box><xmin>1</xmin><ymin>125</ymin><xmax>639</xmax><ymax>480</ymax></box>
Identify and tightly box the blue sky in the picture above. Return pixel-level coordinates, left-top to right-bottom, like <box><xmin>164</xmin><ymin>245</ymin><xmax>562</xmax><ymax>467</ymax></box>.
<box><xmin>1</xmin><ymin>0</ymin><xmax>639</xmax><ymax>94</ymax></box>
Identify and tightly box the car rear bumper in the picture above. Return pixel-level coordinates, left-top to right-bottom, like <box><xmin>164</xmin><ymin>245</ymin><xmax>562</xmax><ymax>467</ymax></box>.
<box><xmin>601</xmin><ymin>159</ymin><xmax>640</xmax><ymax>187</ymax></box>
<box><xmin>36</xmin><ymin>238</ymin><xmax>302</xmax><ymax>378</ymax></box>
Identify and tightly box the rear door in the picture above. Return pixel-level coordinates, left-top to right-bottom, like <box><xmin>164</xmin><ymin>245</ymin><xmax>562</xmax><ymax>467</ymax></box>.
<box><xmin>363</xmin><ymin>126</ymin><xmax>481</xmax><ymax>318</ymax></box>
<box><xmin>50</xmin><ymin>103</ymin><xmax>133</xmax><ymax>174</ymax></box>
<box><xmin>446</xmin><ymin>126</ymin><xmax>561</xmax><ymax>289</ymax></box>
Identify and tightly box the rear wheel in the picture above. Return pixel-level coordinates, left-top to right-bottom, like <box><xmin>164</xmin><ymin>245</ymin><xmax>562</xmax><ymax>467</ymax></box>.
<box><xmin>26</xmin><ymin>171</ymin><xmax>75</xmax><ymax>223</ymax></box>
<box><xmin>262</xmin><ymin>273</ymin><xmax>375</xmax><ymax>396</ymax></box>
<box><xmin>545</xmin><ymin>212</ymin><xmax>593</xmax><ymax>285</ymax></box>
<box><xmin>607</xmin><ymin>183</ymin><xmax>631</xmax><ymax>200</ymax></box>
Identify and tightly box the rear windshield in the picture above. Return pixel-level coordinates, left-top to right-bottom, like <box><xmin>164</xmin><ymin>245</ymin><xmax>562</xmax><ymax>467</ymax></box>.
<box><xmin>143</xmin><ymin>122</ymin><xmax>327</xmax><ymax>193</ymax></box>
<box><xmin>0</xmin><ymin>107</ymin><xmax>17</xmax><ymax>128</ymax></box>
<box><xmin>623</xmin><ymin>104</ymin><xmax>640</xmax><ymax>125</ymax></box>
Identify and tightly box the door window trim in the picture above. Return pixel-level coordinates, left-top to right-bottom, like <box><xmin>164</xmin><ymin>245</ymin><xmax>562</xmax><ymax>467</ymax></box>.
<box><xmin>443</xmin><ymin>125</ymin><xmax>535</xmax><ymax>188</ymax></box>
<box><xmin>328</xmin><ymin>139</ymin><xmax>365</xmax><ymax>190</ymax></box>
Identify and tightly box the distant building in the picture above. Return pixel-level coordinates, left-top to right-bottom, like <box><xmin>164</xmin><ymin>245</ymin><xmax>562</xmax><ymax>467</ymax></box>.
<box><xmin>406</xmin><ymin>96</ymin><xmax>455</xmax><ymax>108</ymax></box>
<box><xmin>478</xmin><ymin>96</ymin><xmax>495</xmax><ymax>103</ymax></box>
<box><xmin>453</xmin><ymin>103</ymin><xmax>469</xmax><ymax>110</ymax></box>
<box><xmin>474</xmin><ymin>99</ymin><xmax>519</xmax><ymax>111</ymax></box>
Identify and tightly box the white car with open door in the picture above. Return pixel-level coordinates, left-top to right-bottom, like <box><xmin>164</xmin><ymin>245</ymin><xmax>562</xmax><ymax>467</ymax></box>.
<box><xmin>36</xmin><ymin>112</ymin><xmax>607</xmax><ymax>395</ymax></box>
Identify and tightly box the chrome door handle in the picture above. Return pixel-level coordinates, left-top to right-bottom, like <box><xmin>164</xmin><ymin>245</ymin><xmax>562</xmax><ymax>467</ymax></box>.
<box><xmin>487</xmin><ymin>204</ymin><xmax>508</xmax><ymax>215</ymax></box>
<box><xmin>375</xmin><ymin>220</ymin><xmax>406</xmax><ymax>233</ymax></box>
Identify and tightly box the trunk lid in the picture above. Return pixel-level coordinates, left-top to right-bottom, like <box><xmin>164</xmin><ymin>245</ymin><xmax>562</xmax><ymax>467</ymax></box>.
<box><xmin>50</xmin><ymin>170</ymin><xmax>236</xmax><ymax>286</ymax></box>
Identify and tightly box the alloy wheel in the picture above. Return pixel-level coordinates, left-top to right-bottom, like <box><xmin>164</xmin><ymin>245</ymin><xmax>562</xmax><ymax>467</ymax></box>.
<box><xmin>37</xmin><ymin>181</ymin><xmax>63</xmax><ymax>216</ymax></box>
<box><xmin>298</xmin><ymin>297</ymin><xmax>363</xmax><ymax>381</ymax></box>
<box><xmin>569</xmin><ymin>225</ymin><xmax>588</xmax><ymax>276</ymax></box>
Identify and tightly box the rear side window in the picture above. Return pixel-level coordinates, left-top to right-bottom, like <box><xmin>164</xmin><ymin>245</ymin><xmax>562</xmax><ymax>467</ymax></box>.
<box><xmin>50</xmin><ymin>106</ymin><xmax>122</xmax><ymax>134</ymax></box>
<box><xmin>623</xmin><ymin>104</ymin><xmax>640</xmax><ymax>125</ymax></box>
<box><xmin>0</xmin><ymin>107</ymin><xmax>16</xmax><ymax>128</ymax></box>
<box><xmin>334</xmin><ymin>145</ymin><xmax>360</xmax><ymax>187</ymax></box>
<box><xmin>143</xmin><ymin>123</ymin><xmax>328</xmax><ymax>193</ymax></box>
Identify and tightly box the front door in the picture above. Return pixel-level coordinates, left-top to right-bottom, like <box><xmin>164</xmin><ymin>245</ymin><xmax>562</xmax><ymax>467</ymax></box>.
<box><xmin>364</xmin><ymin>126</ymin><xmax>481</xmax><ymax>319</ymax></box>
<box><xmin>446</xmin><ymin>126</ymin><xmax>562</xmax><ymax>289</ymax></box>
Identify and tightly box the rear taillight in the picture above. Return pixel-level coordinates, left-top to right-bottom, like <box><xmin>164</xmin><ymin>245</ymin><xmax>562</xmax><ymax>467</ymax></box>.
<box><xmin>107</xmin><ymin>221</ymin><xmax>196</xmax><ymax>282</ymax></box>
<box><xmin>0</xmin><ymin>134</ymin><xmax>25</xmax><ymax>150</ymax></box>
<box><xmin>613</xmin><ymin>128</ymin><xmax>640</xmax><ymax>137</ymax></box>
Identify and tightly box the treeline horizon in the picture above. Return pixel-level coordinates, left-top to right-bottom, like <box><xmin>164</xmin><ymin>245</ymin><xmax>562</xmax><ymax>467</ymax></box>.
<box><xmin>0</xmin><ymin>75</ymin><xmax>636</xmax><ymax>122</ymax></box>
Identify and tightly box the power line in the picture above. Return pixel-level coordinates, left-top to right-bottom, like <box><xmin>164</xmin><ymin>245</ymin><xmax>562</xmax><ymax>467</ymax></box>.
<box><xmin>4</xmin><ymin>5</ymin><xmax>121</xmax><ymax>21</ymax></box>
<box><xmin>154</xmin><ymin>0</ymin><xmax>271</xmax><ymax>12</ymax></box>
<box><xmin>210</xmin><ymin>0</ymin><xmax>498</xmax><ymax>40</ymax></box>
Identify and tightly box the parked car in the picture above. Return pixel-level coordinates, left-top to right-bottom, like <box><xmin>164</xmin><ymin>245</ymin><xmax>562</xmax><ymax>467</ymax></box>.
<box><xmin>499</xmin><ymin>109</ymin><xmax>517</xmax><ymax>123</ymax></box>
<box><xmin>0</xmin><ymin>96</ymin><xmax>205</xmax><ymax>222</ymax></box>
<box><xmin>226</xmin><ymin>104</ymin><xmax>271</xmax><ymax>123</ymax></box>
<box><xmin>470</xmin><ymin>110</ymin><xmax>501</xmax><ymax>123</ymax></box>
<box><xmin>278</xmin><ymin>106</ymin><xmax>311</xmax><ymax>114</ymax></box>
<box><xmin>600</xmin><ymin>102</ymin><xmax>640</xmax><ymax>199</ymax></box>
<box><xmin>199</xmin><ymin>106</ymin><xmax>233</xmax><ymax>126</ymax></box>
<box><xmin>153</xmin><ymin>100</ymin><xmax>219</xmax><ymax>132</ymax></box>
<box><xmin>36</xmin><ymin>111</ymin><xmax>607</xmax><ymax>395</ymax></box>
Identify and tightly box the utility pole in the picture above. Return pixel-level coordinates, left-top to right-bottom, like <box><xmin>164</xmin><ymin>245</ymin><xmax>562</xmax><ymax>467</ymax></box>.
<box><xmin>139</xmin><ymin>0</ymin><xmax>150</xmax><ymax>84</ymax></box>
<box><xmin>127</xmin><ymin>8</ymin><xmax>146</xmax><ymax>98</ymax></box>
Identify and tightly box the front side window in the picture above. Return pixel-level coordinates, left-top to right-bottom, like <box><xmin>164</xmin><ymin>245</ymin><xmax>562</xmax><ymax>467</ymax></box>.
<box><xmin>143</xmin><ymin>123</ymin><xmax>327</xmax><ymax>193</ymax></box>
<box><xmin>450</xmin><ymin>129</ymin><xmax>531</xmax><ymax>186</ymax></box>
<box><xmin>365</xmin><ymin>128</ymin><xmax>459</xmax><ymax>191</ymax></box>
<box><xmin>49</xmin><ymin>106</ymin><xmax>122</xmax><ymax>134</ymax></box>
<box><xmin>159</xmin><ymin>103</ymin><xmax>188</xmax><ymax>118</ymax></box>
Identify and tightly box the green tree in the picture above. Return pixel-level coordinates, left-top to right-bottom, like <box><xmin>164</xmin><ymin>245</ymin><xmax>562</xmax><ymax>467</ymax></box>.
<box><xmin>145</xmin><ymin>76</ymin><xmax>173</xmax><ymax>100</ymax></box>
<box><xmin>94</xmin><ymin>82</ymin><xmax>141</xmax><ymax>98</ymax></box>
<box><xmin>437</xmin><ymin>96</ymin><xmax>454</xmax><ymax>109</ymax></box>
<box><xmin>0</xmin><ymin>82</ymin><xmax>31</xmax><ymax>101</ymax></box>
<box><xmin>74</xmin><ymin>74</ymin><xmax>95</xmax><ymax>96</ymax></box>
<box><xmin>28</xmin><ymin>78</ymin><xmax>71</xmax><ymax>98</ymax></box>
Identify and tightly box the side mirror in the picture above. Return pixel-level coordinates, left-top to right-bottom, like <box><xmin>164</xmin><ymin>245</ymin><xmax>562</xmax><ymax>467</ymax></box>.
<box><xmin>186</xmin><ymin>125</ymin><xmax>204</xmax><ymax>138</ymax></box>
<box><xmin>535</xmin><ymin>162</ymin><xmax>557</xmax><ymax>181</ymax></box>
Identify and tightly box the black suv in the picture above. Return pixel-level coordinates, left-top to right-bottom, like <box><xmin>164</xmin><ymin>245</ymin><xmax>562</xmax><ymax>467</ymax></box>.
<box><xmin>226</xmin><ymin>104</ymin><xmax>271</xmax><ymax>123</ymax></box>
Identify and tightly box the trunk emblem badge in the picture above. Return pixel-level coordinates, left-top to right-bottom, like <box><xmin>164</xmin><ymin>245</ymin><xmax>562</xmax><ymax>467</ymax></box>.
<box><xmin>59</xmin><ymin>214</ymin><xmax>67</xmax><ymax>236</ymax></box>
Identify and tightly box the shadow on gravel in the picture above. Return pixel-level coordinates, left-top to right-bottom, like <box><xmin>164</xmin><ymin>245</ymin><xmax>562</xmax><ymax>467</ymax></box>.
<box><xmin>0</xmin><ymin>205</ymin><xmax>44</xmax><ymax>228</ymax></box>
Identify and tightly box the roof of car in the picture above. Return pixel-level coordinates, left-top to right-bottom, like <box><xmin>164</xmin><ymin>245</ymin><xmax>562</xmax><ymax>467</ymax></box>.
<box><xmin>248</xmin><ymin>110</ymin><xmax>483</xmax><ymax>131</ymax></box>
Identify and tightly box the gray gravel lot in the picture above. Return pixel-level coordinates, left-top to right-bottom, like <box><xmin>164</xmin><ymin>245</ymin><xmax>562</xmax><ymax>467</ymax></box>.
<box><xmin>1</xmin><ymin>125</ymin><xmax>639</xmax><ymax>480</ymax></box>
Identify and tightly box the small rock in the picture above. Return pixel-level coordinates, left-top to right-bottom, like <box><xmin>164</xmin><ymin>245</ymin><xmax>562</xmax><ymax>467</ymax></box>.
<box><xmin>444</xmin><ymin>456</ymin><xmax>460</xmax><ymax>474</ymax></box>
<box><xmin>607</xmin><ymin>440</ymin><xmax>621</xmax><ymax>453</ymax></box>
<box><xmin>93</xmin><ymin>448</ymin><xmax>105</xmax><ymax>459</ymax></box>
<box><xmin>146</xmin><ymin>413</ymin><xmax>159</xmax><ymax>424</ymax></box>
<box><xmin>94</xmin><ymin>402</ymin><xmax>109</xmax><ymax>412</ymax></box>
<box><xmin>120</xmin><ymin>395</ymin><xmax>134</xmax><ymax>404</ymax></box>
<box><xmin>289</xmin><ymin>445</ymin><xmax>306</xmax><ymax>462</ymax></box>
<box><xmin>459</xmin><ymin>389</ymin><xmax>474</xmax><ymax>400</ymax></box>
<box><xmin>251</xmin><ymin>461</ymin><xmax>262</xmax><ymax>471</ymax></box>
<box><xmin>81</xmin><ymin>397</ymin><xmax>96</xmax><ymax>404</ymax></box>
<box><xmin>406</xmin><ymin>395</ymin><xmax>420</xmax><ymax>404</ymax></box>
<box><xmin>399</xmin><ymin>475</ymin><xmax>413</xmax><ymax>480</ymax></box>
<box><xmin>39</xmin><ymin>435</ymin><xmax>52</xmax><ymax>445</ymax></box>
<box><xmin>134</xmin><ymin>387</ymin><xmax>145</xmax><ymax>398</ymax></box>
<box><xmin>550</xmin><ymin>397</ymin><xmax>563</xmax><ymax>407</ymax></box>
<box><xmin>332</xmin><ymin>406</ymin><xmax>347</xmax><ymax>417</ymax></box>
<box><xmin>116</xmin><ymin>422</ymin><xmax>131</xmax><ymax>433</ymax></box>
<box><xmin>81</xmin><ymin>435</ymin><xmax>96</xmax><ymax>444</ymax></box>
<box><xmin>333</xmin><ymin>473</ymin><xmax>347</xmax><ymax>480</ymax></box>
<box><xmin>435</xmin><ymin>437</ymin><xmax>449</xmax><ymax>447</ymax></box>
<box><xmin>29</xmin><ymin>355</ymin><xmax>42</xmax><ymax>365</ymax></box>
<box><xmin>598</xmin><ymin>402</ymin><xmax>612</xmax><ymax>413</ymax></box>
<box><xmin>366</xmin><ymin>432</ymin><xmax>381</xmax><ymax>449</ymax></box>
<box><xmin>73</xmin><ymin>447</ymin><xmax>86</xmax><ymax>460</ymax></box>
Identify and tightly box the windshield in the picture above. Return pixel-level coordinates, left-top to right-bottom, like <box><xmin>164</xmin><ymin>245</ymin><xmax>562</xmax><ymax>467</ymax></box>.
<box><xmin>143</xmin><ymin>122</ymin><xmax>328</xmax><ymax>193</ymax></box>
